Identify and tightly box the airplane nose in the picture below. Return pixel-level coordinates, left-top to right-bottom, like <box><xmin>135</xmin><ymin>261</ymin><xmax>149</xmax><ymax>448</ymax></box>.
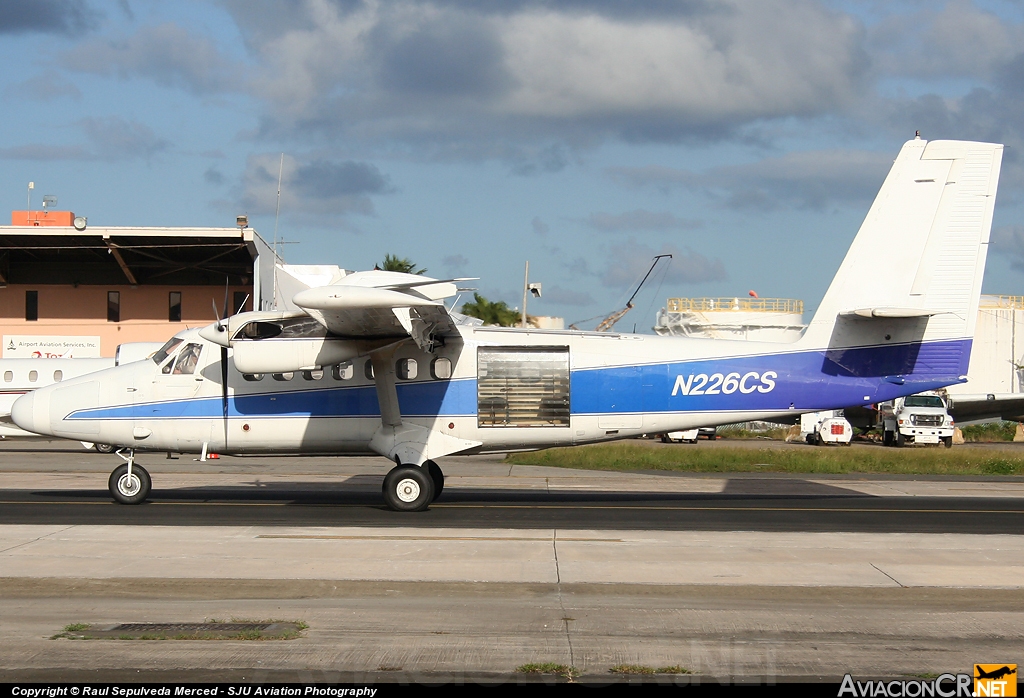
<box><xmin>11</xmin><ymin>392</ymin><xmax>36</xmax><ymax>433</ymax></box>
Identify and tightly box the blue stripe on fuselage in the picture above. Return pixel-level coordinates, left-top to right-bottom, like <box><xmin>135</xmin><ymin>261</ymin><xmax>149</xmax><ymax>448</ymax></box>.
<box><xmin>67</xmin><ymin>338</ymin><xmax>971</xmax><ymax>420</ymax></box>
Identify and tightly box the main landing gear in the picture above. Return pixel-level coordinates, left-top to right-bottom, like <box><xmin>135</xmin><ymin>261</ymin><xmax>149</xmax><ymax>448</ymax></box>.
<box><xmin>108</xmin><ymin>449</ymin><xmax>151</xmax><ymax>505</ymax></box>
<box><xmin>382</xmin><ymin>460</ymin><xmax>445</xmax><ymax>512</ymax></box>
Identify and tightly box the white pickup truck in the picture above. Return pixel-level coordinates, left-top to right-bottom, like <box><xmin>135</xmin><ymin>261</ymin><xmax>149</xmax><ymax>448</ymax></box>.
<box><xmin>879</xmin><ymin>392</ymin><xmax>955</xmax><ymax>448</ymax></box>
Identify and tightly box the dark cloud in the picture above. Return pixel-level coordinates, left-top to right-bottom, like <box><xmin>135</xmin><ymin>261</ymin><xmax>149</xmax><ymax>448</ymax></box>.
<box><xmin>531</xmin><ymin>217</ymin><xmax>549</xmax><ymax>236</ymax></box>
<box><xmin>585</xmin><ymin>209</ymin><xmax>701</xmax><ymax>232</ymax></box>
<box><xmin>509</xmin><ymin>144</ymin><xmax>571</xmax><ymax>176</ymax></box>
<box><xmin>240</xmin><ymin>154</ymin><xmax>394</xmax><ymax>218</ymax></box>
<box><xmin>442</xmin><ymin>254</ymin><xmax>469</xmax><ymax>275</ymax></box>
<box><xmin>609</xmin><ymin>149</ymin><xmax>892</xmax><ymax>212</ymax></box>
<box><xmin>204</xmin><ymin>167</ymin><xmax>225</xmax><ymax>185</ymax></box>
<box><xmin>62</xmin><ymin>23</ymin><xmax>244</xmax><ymax>95</ymax></box>
<box><xmin>292</xmin><ymin>160</ymin><xmax>393</xmax><ymax>199</ymax></box>
<box><xmin>603</xmin><ymin>241</ymin><xmax>726</xmax><ymax>287</ymax></box>
<box><xmin>0</xmin><ymin>0</ymin><xmax>98</xmax><ymax>35</ymax></box>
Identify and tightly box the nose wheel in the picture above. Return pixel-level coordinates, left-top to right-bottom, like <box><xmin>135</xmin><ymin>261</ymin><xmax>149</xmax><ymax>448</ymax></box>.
<box><xmin>109</xmin><ymin>450</ymin><xmax>151</xmax><ymax>505</ymax></box>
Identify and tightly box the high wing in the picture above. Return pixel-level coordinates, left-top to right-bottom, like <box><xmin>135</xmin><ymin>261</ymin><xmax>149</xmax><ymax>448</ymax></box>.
<box><xmin>946</xmin><ymin>393</ymin><xmax>1024</xmax><ymax>423</ymax></box>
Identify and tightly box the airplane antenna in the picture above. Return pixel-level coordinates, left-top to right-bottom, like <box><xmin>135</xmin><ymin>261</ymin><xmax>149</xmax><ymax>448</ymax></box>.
<box><xmin>272</xmin><ymin>153</ymin><xmax>284</xmax><ymax>308</ymax></box>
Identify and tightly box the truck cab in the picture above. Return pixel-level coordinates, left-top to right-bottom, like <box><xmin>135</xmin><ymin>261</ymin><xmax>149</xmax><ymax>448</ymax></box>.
<box><xmin>879</xmin><ymin>391</ymin><xmax>955</xmax><ymax>448</ymax></box>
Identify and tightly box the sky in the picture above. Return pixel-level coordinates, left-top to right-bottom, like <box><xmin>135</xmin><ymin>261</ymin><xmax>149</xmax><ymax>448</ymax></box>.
<box><xmin>3</xmin><ymin>0</ymin><xmax>1024</xmax><ymax>331</ymax></box>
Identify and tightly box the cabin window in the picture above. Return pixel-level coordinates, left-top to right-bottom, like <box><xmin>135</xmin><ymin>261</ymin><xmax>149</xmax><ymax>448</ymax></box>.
<box><xmin>302</xmin><ymin>369</ymin><xmax>324</xmax><ymax>381</ymax></box>
<box><xmin>431</xmin><ymin>357</ymin><xmax>452</xmax><ymax>380</ymax></box>
<box><xmin>152</xmin><ymin>337</ymin><xmax>184</xmax><ymax>366</ymax></box>
<box><xmin>172</xmin><ymin>343</ymin><xmax>203</xmax><ymax>375</ymax></box>
<box><xmin>272</xmin><ymin>372</ymin><xmax>294</xmax><ymax>381</ymax></box>
<box><xmin>242</xmin><ymin>373</ymin><xmax>264</xmax><ymax>381</ymax></box>
<box><xmin>168</xmin><ymin>292</ymin><xmax>182</xmax><ymax>322</ymax></box>
<box><xmin>53</xmin><ymin>370</ymin><xmax>63</xmax><ymax>382</ymax></box>
<box><xmin>364</xmin><ymin>360</ymin><xmax>374</xmax><ymax>380</ymax></box>
<box><xmin>107</xmin><ymin>291</ymin><xmax>120</xmax><ymax>323</ymax></box>
<box><xmin>3</xmin><ymin>371</ymin><xmax>12</xmax><ymax>382</ymax></box>
<box><xmin>28</xmin><ymin>370</ymin><xmax>37</xmax><ymax>383</ymax></box>
<box><xmin>25</xmin><ymin>290</ymin><xmax>38</xmax><ymax>321</ymax></box>
<box><xmin>477</xmin><ymin>346</ymin><xmax>570</xmax><ymax>428</ymax></box>
<box><xmin>396</xmin><ymin>358</ymin><xmax>417</xmax><ymax>380</ymax></box>
<box><xmin>332</xmin><ymin>363</ymin><xmax>353</xmax><ymax>381</ymax></box>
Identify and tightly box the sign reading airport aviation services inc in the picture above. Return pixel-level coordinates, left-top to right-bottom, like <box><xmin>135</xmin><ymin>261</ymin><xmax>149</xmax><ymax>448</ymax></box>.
<box><xmin>3</xmin><ymin>335</ymin><xmax>101</xmax><ymax>358</ymax></box>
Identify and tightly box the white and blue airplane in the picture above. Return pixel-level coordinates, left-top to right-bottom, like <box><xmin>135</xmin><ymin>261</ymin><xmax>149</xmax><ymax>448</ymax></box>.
<box><xmin>11</xmin><ymin>138</ymin><xmax>1004</xmax><ymax>511</ymax></box>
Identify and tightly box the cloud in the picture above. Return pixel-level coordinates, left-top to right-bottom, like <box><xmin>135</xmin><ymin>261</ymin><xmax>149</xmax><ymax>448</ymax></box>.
<box><xmin>603</xmin><ymin>241</ymin><xmax>726</xmax><ymax>288</ymax></box>
<box><xmin>62</xmin><ymin>22</ymin><xmax>245</xmax><ymax>95</ymax></box>
<box><xmin>6</xmin><ymin>71</ymin><xmax>82</xmax><ymax>101</ymax></box>
<box><xmin>226</xmin><ymin>0</ymin><xmax>868</xmax><ymax>149</ymax></box>
<box><xmin>531</xmin><ymin>217</ymin><xmax>549</xmax><ymax>236</ymax></box>
<box><xmin>585</xmin><ymin>209</ymin><xmax>701</xmax><ymax>232</ymax></box>
<box><xmin>544</xmin><ymin>285</ymin><xmax>594</xmax><ymax>307</ymax></box>
<box><xmin>0</xmin><ymin>116</ymin><xmax>168</xmax><ymax>162</ymax></box>
<box><xmin>204</xmin><ymin>167</ymin><xmax>225</xmax><ymax>185</ymax></box>
<box><xmin>991</xmin><ymin>225</ymin><xmax>1024</xmax><ymax>270</ymax></box>
<box><xmin>609</xmin><ymin>149</ymin><xmax>892</xmax><ymax>211</ymax></box>
<box><xmin>79</xmin><ymin>116</ymin><xmax>169</xmax><ymax>160</ymax></box>
<box><xmin>0</xmin><ymin>0</ymin><xmax>98</xmax><ymax>35</ymax></box>
<box><xmin>239</xmin><ymin>153</ymin><xmax>394</xmax><ymax>217</ymax></box>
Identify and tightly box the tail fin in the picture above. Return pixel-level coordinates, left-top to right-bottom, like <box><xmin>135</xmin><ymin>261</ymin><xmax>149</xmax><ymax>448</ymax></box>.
<box><xmin>802</xmin><ymin>138</ymin><xmax>1003</xmax><ymax>361</ymax></box>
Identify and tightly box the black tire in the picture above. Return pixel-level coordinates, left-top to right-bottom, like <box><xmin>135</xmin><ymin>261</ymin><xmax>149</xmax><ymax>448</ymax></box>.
<box><xmin>895</xmin><ymin>432</ymin><xmax>906</xmax><ymax>448</ymax></box>
<box><xmin>660</xmin><ymin>435</ymin><xmax>670</xmax><ymax>443</ymax></box>
<box><xmin>426</xmin><ymin>460</ymin><xmax>444</xmax><ymax>501</ymax></box>
<box><xmin>382</xmin><ymin>465</ymin><xmax>434</xmax><ymax>512</ymax></box>
<box><xmin>95</xmin><ymin>443</ymin><xmax>116</xmax><ymax>454</ymax></box>
<box><xmin>882</xmin><ymin>430</ymin><xmax>894</xmax><ymax>447</ymax></box>
<box><xmin>108</xmin><ymin>463</ymin><xmax>151</xmax><ymax>505</ymax></box>
<box><xmin>941</xmin><ymin>436</ymin><xmax>953</xmax><ymax>448</ymax></box>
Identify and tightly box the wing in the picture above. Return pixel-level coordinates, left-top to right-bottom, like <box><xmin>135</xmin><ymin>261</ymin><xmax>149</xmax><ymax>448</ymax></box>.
<box><xmin>947</xmin><ymin>393</ymin><xmax>1024</xmax><ymax>423</ymax></box>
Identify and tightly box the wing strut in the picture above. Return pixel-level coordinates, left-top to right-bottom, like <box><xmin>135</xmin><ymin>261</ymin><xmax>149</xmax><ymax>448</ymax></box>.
<box><xmin>366</xmin><ymin>343</ymin><xmax>481</xmax><ymax>465</ymax></box>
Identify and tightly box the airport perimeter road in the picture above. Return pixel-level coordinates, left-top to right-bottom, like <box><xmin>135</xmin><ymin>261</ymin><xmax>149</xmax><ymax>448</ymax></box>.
<box><xmin>1</xmin><ymin>443</ymin><xmax>1022</xmax><ymax>682</ymax></box>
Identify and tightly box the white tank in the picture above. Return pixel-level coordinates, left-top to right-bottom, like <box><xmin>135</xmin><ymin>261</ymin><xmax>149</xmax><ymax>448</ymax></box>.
<box><xmin>654</xmin><ymin>297</ymin><xmax>805</xmax><ymax>342</ymax></box>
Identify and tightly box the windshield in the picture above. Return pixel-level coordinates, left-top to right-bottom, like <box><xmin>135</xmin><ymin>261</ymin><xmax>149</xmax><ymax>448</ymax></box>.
<box><xmin>151</xmin><ymin>337</ymin><xmax>184</xmax><ymax>366</ymax></box>
<box><xmin>904</xmin><ymin>395</ymin><xmax>945</xmax><ymax>408</ymax></box>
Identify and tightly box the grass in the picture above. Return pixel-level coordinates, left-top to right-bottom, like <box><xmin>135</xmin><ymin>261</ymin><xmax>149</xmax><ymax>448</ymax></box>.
<box><xmin>609</xmin><ymin>664</ymin><xmax>693</xmax><ymax>675</ymax></box>
<box><xmin>504</xmin><ymin>441</ymin><xmax>1024</xmax><ymax>476</ymax></box>
<box><xmin>961</xmin><ymin>422</ymin><xmax>1018</xmax><ymax>442</ymax></box>
<box><xmin>517</xmin><ymin>663</ymin><xmax>578</xmax><ymax>680</ymax></box>
<box><xmin>716</xmin><ymin>426</ymin><xmax>792</xmax><ymax>440</ymax></box>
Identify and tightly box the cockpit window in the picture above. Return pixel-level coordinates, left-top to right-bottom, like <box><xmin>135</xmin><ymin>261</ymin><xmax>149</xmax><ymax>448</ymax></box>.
<box><xmin>172</xmin><ymin>343</ymin><xmax>203</xmax><ymax>375</ymax></box>
<box><xmin>152</xmin><ymin>337</ymin><xmax>184</xmax><ymax>366</ymax></box>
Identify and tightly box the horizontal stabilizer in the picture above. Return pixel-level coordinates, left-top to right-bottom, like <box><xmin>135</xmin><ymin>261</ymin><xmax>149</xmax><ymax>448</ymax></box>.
<box><xmin>841</xmin><ymin>308</ymin><xmax>943</xmax><ymax>319</ymax></box>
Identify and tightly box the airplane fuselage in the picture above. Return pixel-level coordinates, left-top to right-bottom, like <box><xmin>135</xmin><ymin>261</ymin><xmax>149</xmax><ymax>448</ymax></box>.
<box><xmin>12</xmin><ymin>323</ymin><xmax>969</xmax><ymax>455</ymax></box>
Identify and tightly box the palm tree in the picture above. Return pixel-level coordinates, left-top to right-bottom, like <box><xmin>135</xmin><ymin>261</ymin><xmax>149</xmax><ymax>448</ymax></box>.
<box><xmin>459</xmin><ymin>293</ymin><xmax>521</xmax><ymax>326</ymax></box>
<box><xmin>378</xmin><ymin>254</ymin><xmax>426</xmax><ymax>275</ymax></box>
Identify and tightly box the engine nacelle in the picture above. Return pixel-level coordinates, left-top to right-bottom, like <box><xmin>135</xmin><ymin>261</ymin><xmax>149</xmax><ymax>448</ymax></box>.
<box><xmin>231</xmin><ymin>337</ymin><xmax>363</xmax><ymax>374</ymax></box>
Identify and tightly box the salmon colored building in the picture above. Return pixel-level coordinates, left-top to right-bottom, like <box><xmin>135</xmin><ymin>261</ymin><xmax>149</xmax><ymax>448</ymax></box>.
<box><xmin>0</xmin><ymin>212</ymin><xmax>276</xmax><ymax>357</ymax></box>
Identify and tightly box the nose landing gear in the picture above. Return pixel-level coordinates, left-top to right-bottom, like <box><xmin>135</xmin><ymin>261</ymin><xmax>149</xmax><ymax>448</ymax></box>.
<box><xmin>109</xmin><ymin>449</ymin><xmax>151</xmax><ymax>505</ymax></box>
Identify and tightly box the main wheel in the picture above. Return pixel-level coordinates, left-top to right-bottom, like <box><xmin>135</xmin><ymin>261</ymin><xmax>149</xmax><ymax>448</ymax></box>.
<box><xmin>382</xmin><ymin>465</ymin><xmax>434</xmax><ymax>512</ymax></box>
<box><xmin>95</xmin><ymin>443</ymin><xmax>116</xmax><ymax>454</ymax></box>
<box><xmin>108</xmin><ymin>463</ymin><xmax>151</xmax><ymax>505</ymax></box>
<box><xmin>426</xmin><ymin>460</ymin><xmax>444</xmax><ymax>501</ymax></box>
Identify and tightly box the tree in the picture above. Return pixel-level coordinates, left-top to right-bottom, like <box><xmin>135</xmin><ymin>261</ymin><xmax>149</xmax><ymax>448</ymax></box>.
<box><xmin>459</xmin><ymin>293</ymin><xmax>520</xmax><ymax>326</ymax></box>
<box><xmin>379</xmin><ymin>253</ymin><xmax>426</xmax><ymax>275</ymax></box>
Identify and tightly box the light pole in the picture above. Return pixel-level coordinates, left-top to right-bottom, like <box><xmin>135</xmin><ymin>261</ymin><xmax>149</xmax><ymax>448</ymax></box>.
<box><xmin>27</xmin><ymin>181</ymin><xmax>33</xmax><ymax>211</ymax></box>
<box><xmin>520</xmin><ymin>261</ymin><xmax>542</xmax><ymax>328</ymax></box>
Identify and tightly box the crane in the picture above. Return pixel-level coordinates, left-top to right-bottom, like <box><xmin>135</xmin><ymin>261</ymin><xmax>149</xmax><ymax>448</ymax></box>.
<box><xmin>570</xmin><ymin>254</ymin><xmax>672</xmax><ymax>332</ymax></box>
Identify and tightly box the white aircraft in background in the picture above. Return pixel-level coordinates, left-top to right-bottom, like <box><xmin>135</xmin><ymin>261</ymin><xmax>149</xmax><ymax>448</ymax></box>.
<box><xmin>11</xmin><ymin>138</ymin><xmax>1004</xmax><ymax>511</ymax></box>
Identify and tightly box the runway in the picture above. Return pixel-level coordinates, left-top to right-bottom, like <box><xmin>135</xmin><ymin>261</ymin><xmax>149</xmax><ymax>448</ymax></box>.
<box><xmin>1</xmin><ymin>442</ymin><xmax>1022</xmax><ymax>682</ymax></box>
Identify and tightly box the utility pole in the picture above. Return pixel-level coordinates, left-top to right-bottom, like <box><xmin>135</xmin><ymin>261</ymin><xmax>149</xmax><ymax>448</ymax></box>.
<box><xmin>521</xmin><ymin>261</ymin><xmax>529</xmax><ymax>328</ymax></box>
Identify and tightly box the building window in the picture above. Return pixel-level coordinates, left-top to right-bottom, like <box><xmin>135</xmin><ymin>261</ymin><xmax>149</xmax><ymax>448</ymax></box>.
<box><xmin>107</xmin><ymin>291</ymin><xmax>120</xmax><ymax>323</ymax></box>
<box><xmin>169</xmin><ymin>292</ymin><xmax>182</xmax><ymax>322</ymax></box>
<box><xmin>25</xmin><ymin>290</ymin><xmax>38</xmax><ymax>321</ymax></box>
<box><xmin>233</xmin><ymin>291</ymin><xmax>249</xmax><ymax>314</ymax></box>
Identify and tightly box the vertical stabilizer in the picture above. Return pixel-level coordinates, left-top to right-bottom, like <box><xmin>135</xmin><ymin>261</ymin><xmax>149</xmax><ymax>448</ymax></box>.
<box><xmin>802</xmin><ymin>139</ymin><xmax>1003</xmax><ymax>354</ymax></box>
